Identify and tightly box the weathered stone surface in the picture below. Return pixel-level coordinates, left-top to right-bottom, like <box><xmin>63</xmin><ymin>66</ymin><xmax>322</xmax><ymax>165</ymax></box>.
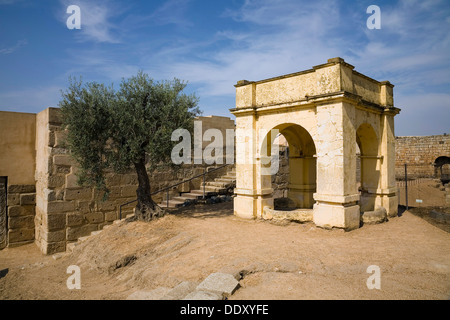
<box><xmin>196</xmin><ymin>273</ymin><xmax>239</xmax><ymax>297</ymax></box>
<box><xmin>8</xmin><ymin>228</ymin><xmax>34</xmax><ymax>243</ymax></box>
<box><xmin>53</xmin><ymin>155</ymin><xmax>74</xmax><ymax>167</ymax></box>
<box><xmin>183</xmin><ymin>290</ymin><xmax>223</xmax><ymax>300</ymax></box>
<box><xmin>64</xmin><ymin>188</ymin><xmax>92</xmax><ymax>201</ymax></box>
<box><xmin>54</xmin><ymin>130</ymin><xmax>67</xmax><ymax>147</ymax></box>
<box><xmin>65</xmin><ymin>172</ymin><xmax>79</xmax><ymax>189</ymax></box>
<box><xmin>7</xmin><ymin>193</ymin><xmax>20</xmax><ymax>205</ymax></box>
<box><xmin>161</xmin><ymin>281</ymin><xmax>198</xmax><ymax>300</ymax></box>
<box><xmin>126</xmin><ymin>288</ymin><xmax>172</xmax><ymax>300</ymax></box>
<box><xmin>20</xmin><ymin>193</ymin><xmax>36</xmax><ymax>205</ymax></box>
<box><xmin>41</xmin><ymin>229</ymin><xmax>66</xmax><ymax>242</ymax></box>
<box><xmin>47</xmin><ymin>175</ymin><xmax>65</xmax><ymax>188</ymax></box>
<box><xmin>104</xmin><ymin>211</ymin><xmax>117</xmax><ymax>222</ymax></box>
<box><xmin>8</xmin><ymin>215</ymin><xmax>35</xmax><ymax>229</ymax></box>
<box><xmin>44</xmin><ymin>213</ymin><xmax>67</xmax><ymax>231</ymax></box>
<box><xmin>66</xmin><ymin>224</ymin><xmax>98</xmax><ymax>241</ymax></box>
<box><xmin>66</xmin><ymin>212</ymin><xmax>84</xmax><ymax>227</ymax></box>
<box><xmin>262</xmin><ymin>207</ymin><xmax>313</xmax><ymax>223</ymax></box>
<box><xmin>361</xmin><ymin>207</ymin><xmax>387</xmax><ymax>224</ymax></box>
<box><xmin>121</xmin><ymin>185</ymin><xmax>137</xmax><ymax>197</ymax></box>
<box><xmin>8</xmin><ymin>205</ymin><xmax>34</xmax><ymax>217</ymax></box>
<box><xmin>42</xmin><ymin>239</ymin><xmax>65</xmax><ymax>255</ymax></box>
<box><xmin>76</xmin><ymin>200</ymin><xmax>94</xmax><ymax>214</ymax></box>
<box><xmin>8</xmin><ymin>185</ymin><xmax>36</xmax><ymax>194</ymax></box>
<box><xmin>47</xmin><ymin>201</ymin><xmax>75</xmax><ymax>214</ymax></box>
<box><xmin>84</xmin><ymin>212</ymin><xmax>104</xmax><ymax>224</ymax></box>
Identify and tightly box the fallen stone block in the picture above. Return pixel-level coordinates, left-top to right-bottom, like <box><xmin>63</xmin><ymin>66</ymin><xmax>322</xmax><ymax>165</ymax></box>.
<box><xmin>361</xmin><ymin>207</ymin><xmax>387</xmax><ymax>224</ymax></box>
<box><xmin>263</xmin><ymin>206</ymin><xmax>313</xmax><ymax>223</ymax></box>
<box><xmin>196</xmin><ymin>272</ymin><xmax>240</xmax><ymax>298</ymax></box>
<box><xmin>161</xmin><ymin>281</ymin><xmax>198</xmax><ymax>300</ymax></box>
<box><xmin>126</xmin><ymin>287</ymin><xmax>172</xmax><ymax>300</ymax></box>
<box><xmin>182</xmin><ymin>290</ymin><xmax>223</xmax><ymax>300</ymax></box>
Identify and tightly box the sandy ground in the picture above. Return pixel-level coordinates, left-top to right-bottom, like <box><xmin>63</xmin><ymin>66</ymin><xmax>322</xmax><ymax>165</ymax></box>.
<box><xmin>0</xmin><ymin>180</ymin><xmax>449</xmax><ymax>300</ymax></box>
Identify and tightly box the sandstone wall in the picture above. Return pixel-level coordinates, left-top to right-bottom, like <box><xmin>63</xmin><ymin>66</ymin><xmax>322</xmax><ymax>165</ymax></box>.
<box><xmin>395</xmin><ymin>135</ymin><xmax>450</xmax><ymax>179</ymax></box>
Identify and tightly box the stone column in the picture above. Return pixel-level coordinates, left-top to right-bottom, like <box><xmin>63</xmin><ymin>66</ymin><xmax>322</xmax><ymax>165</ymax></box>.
<box><xmin>233</xmin><ymin>113</ymin><xmax>273</xmax><ymax>219</ymax></box>
<box><xmin>377</xmin><ymin>110</ymin><xmax>398</xmax><ymax>216</ymax></box>
<box><xmin>313</xmin><ymin>102</ymin><xmax>360</xmax><ymax>230</ymax></box>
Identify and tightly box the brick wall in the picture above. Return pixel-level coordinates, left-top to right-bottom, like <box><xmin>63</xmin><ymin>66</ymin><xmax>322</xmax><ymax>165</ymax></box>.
<box><xmin>395</xmin><ymin>135</ymin><xmax>450</xmax><ymax>179</ymax></box>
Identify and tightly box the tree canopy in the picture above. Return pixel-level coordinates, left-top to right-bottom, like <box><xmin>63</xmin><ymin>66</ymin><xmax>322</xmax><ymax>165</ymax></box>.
<box><xmin>59</xmin><ymin>71</ymin><xmax>201</xmax><ymax>220</ymax></box>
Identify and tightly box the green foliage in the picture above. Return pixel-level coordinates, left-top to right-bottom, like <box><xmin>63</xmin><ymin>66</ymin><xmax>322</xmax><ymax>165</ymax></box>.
<box><xmin>59</xmin><ymin>71</ymin><xmax>201</xmax><ymax>196</ymax></box>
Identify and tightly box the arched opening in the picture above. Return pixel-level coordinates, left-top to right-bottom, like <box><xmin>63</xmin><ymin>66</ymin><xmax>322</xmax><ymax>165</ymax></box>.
<box><xmin>261</xmin><ymin>123</ymin><xmax>316</xmax><ymax>210</ymax></box>
<box><xmin>356</xmin><ymin>123</ymin><xmax>380</xmax><ymax>212</ymax></box>
<box><xmin>434</xmin><ymin>156</ymin><xmax>450</xmax><ymax>184</ymax></box>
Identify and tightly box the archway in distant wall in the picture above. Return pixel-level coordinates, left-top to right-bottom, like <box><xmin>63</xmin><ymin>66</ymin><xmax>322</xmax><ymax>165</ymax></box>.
<box><xmin>434</xmin><ymin>156</ymin><xmax>450</xmax><ymax>183</ymax></box>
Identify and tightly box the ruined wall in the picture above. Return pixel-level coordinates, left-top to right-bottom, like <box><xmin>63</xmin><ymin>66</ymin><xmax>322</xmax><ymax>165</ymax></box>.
<box><xmin>33</xmin><ymin>108</ymin><xmax>235</xmax><ymax>254</ymax></box>
<box><xmin>395</xmin><ymin>135</ymin><xmax>450</xmax><ymax>179</ymax></box>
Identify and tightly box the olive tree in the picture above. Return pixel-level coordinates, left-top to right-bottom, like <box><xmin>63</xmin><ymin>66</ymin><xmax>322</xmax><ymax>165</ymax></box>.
<box><xmin>59</xmin><ymin>71</ymin><xmax>200</xmax><ymax>221</ymax></box>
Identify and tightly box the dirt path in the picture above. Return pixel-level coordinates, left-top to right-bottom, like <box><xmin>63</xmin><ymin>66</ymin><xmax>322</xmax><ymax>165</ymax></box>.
<box><xmin>0</xmin><ymin>202</ymin><xmax>449</xmax><ymax>300</ymax></box>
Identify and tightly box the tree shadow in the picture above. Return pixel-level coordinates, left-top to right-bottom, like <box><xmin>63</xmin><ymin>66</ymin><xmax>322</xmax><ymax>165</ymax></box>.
<box><xmin>170</xmin><ymin>201</ymin><xmax>234</xmax><ymax>219</ymax></box>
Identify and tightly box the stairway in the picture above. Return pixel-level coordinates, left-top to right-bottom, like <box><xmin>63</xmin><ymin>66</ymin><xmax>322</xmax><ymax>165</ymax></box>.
<box><xmin>159</xmin><ymin>168</ymin><xmax>236</xmax><ymax>208</ymax></box>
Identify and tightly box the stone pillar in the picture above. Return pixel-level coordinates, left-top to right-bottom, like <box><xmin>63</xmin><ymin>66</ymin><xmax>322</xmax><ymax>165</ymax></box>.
<box><xmin>377</xmin><ymin>110</ymin><xmax>398</xmax><ymax>216</ymax></box>
<box><xmin>313</xmin><ymin>102</ymin><xmax>360</xmax><ymax>230</ymax></box>
<box><xmin>233</xmin><ymin>112</ymin><xmax>273</xmax><ymax>219</ymax></box>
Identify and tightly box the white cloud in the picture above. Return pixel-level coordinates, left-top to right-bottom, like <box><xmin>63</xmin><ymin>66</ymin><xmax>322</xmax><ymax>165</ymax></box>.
<box><xmin>150</xmin><ymin>0</ymin><xmax>193</xmax><ymax>27</ymax></box>
<box><xmin>0</xmin><ymin>39</ymin><xmax>27</xmax><ymax>54</ymax></box>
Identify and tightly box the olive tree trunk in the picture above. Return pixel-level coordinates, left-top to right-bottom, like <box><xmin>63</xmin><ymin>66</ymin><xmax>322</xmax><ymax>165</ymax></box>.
<box><xmin>133</xmin><ymin>159</ymin><xmax>165</xmax><ymax>221</ymax></box>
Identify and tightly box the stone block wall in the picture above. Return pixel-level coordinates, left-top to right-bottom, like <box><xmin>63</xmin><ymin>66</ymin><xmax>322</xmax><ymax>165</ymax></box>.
<box><xmin>6</xmin><ymin>184</ymin><xmax>36</xmax><ymax>247</ymax></box>
<box><xmin>395</xmin><ymin>135</ymin><xmax>450</xmax><ymax>179</ymax></box>
<box><xmin>33</xmin><ymin>108</ymin><xmax>235</xmax><ymax>254</ymax></box>
<box><xmin>0</xmin><ymin>178</ymin><xmax>6</xmax><ymax>249</ymax></box>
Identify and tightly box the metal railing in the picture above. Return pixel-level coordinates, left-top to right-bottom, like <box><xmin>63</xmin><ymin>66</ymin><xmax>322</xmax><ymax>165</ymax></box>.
<box><xmin>119</xmin><ymin>163</ymin><xmax>232</xmax><ymax>219</ymax></box>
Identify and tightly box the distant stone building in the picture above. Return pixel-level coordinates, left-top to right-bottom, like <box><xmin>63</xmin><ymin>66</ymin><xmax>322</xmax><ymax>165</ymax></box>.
<box><xmin>395</xmin><ymin>135</ymin><xmax>450</xmax><ymax>180</ymax></box>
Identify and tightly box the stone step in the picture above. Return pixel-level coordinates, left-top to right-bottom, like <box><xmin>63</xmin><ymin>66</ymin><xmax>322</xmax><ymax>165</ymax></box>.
<box><xmin>190</xmin><ymin>188</ymin><xmax>220</xmax><ymax>195</ymax></box>
<box><xmin>205</xmin><ymin>181</ymin><xmax>229</xmax><ymax>188</ymax></box>
<box><xmin>214</xmin><ymin>177</ymin><xmax>236</xmax><ymax>183</ymax></box>
<box><xmin>159</xmin><ymin>199</ymin><xmax>185</xmax><ymax>208</ymax></box>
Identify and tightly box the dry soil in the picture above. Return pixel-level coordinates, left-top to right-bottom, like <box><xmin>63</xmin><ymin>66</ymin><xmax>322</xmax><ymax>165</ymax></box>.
<box><xmin>0</xmin><ymin>180</ymin><xmax>449</xmax><ymax>300</ymax></box>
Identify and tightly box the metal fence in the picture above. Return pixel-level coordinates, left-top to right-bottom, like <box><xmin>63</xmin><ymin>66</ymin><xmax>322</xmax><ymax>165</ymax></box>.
<box><xmin>396</xmin><ymin>164</ymin><xmax>449</xmax><ymax>209</ymax></box>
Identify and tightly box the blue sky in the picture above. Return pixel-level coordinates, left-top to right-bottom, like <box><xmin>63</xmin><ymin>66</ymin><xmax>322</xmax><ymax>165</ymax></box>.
<box><xmin>0</xmin><ymin>0</ymin><xmax>449</xmax><ymax>136</ymax></box>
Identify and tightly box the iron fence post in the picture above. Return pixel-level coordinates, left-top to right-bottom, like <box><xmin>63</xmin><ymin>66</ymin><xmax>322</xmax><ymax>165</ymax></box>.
<box><xmin>203</xmin><ymin>168</ymin><xmax>206</xmax><ymax>199</ymax></box>
<box><xmin>405</xmin><ymin>163</ymin><xmax>408</xmax><ymax>210</ymax></box>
